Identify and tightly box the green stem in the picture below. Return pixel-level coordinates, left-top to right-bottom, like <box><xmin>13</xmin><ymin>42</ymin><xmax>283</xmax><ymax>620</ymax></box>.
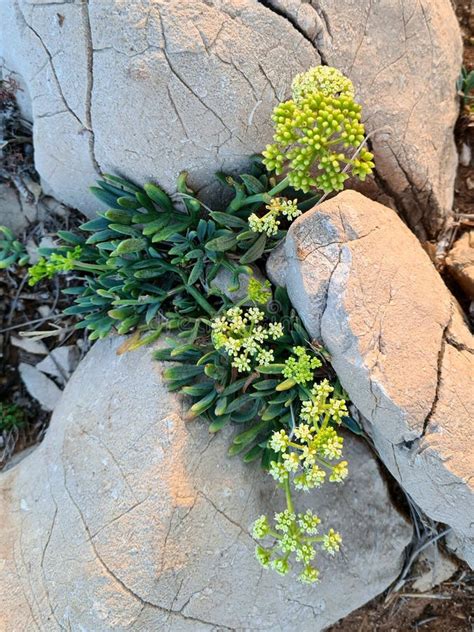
<box><xmin>267</xmin><ymin>176</ymin><xmax>290</xmax><ymax>197</ymax></box>
<box><xmin>305</xmin><ymin>535</ymin><xmax>324</xmax><ymax>543</ymax></box>
<box><xmin>320</xmin><ymin>410</ymin><xmax>331</xmax><ymax>431</ymax></box>
<box><xmin>288</xmin><ymin>441</ymin><xmax>303</xmax><ymax>450</ymax></box>
<box><xmin>237</xmin><ymin>176</ymin><xmax>291</xmax><ymax>208</ymax></box>
<box><xmin>316</xmin><ymin>456</ymin><xmax>335</xmax><ymax>469</ymax></box>
<box><xmin>283</xmin><ymin>477</ymin><xmax>294</xmax><ymax>514</ymax></box>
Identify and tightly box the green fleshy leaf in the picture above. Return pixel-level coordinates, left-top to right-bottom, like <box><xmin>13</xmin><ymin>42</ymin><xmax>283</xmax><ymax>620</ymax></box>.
<box><xmin>239</xmin><ymin>233</ymin><xmax>267</xmax><ymax>264</ymax></box>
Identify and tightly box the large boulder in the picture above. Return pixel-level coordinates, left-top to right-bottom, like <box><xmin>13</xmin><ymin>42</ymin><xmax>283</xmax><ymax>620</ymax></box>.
<box><xmin>0</xmin><ymin>0</ymin><xmax>318</xmax><ymax>214</ymax></box>
<box><xmin>267</xmin><ymin>190</ymin><xmax>474</xmax><ymax>565</ymax></box>
<box><xmin>0</xmin><ymin>0</ymin><xmax>461</xmax><ymax>238</ymax></box>
<box><xmin>0</xmin><ymin>336</ymin><xmax>411</xmax><ymax>631</ymax></box>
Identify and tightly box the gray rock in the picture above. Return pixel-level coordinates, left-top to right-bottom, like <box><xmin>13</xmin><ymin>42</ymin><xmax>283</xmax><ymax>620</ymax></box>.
<box><xmin>1</xmin><ymin>337</ymin><xmax>412</xmax><ymax>630</ymax></box>
<box><xmin>0</xmin><ymin>0</ymin><xmax>318</xmax><ymax>215</ymax></box>
<box><xmin>210</xmin><ymin>265</ymin><xmax>267</xmax><ymax>304</ymax></box>
<box><xmin>411</xmin><ymin>543</ymin><xmax>458</xmax><ymax>593</ymax></box>
<box><xmin>36</xmin><ymin>345</ymin><xmax>80</xmax><ymax>384</ymax></box>
<box><xmin>0</xmin><ymin>184</ymin><xmax>37</xmax><ymax>233</ymax></box>
<box><xmin>0</xmin><ymin>1</ymin><xmax>461</xmax><ymax>239</ymax></box>
<box><xmin>11</xmin><ymin>335</ymin><xmax>48</xmax><ymax>355</ymax></box>
<box><xmin>19</xmin><ymin>362</ymin><xmax>62</xmax><ymax>411</ymax></box>
<box><xmin>265</xmin><ymin>241</ymin><xmax>287</xmax><ymax>288</ymax></box>
<box><xmin>267</xmin><ymin>190</ymin><xmax>474</xmax><ymax>565</ymax></box>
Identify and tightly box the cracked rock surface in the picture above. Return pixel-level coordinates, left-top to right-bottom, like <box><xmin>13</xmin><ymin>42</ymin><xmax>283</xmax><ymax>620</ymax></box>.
<box><xmin>0</xmin><ymin>0</ymin><xmax>318</xmax><ymax>214</ymax></box>
<box><xmin>0</xmin><ymin>336</ymin><xmax>411</xmax><ymax>631</ymax></box>
<box><xmin>267</xmin><ymin>190</ymin><xmax>474</xmax><ymax>565</ymax></box>
<box><xmin>0</xmin><ymin>0</ymin><xmax>461</xmax><ymax>238</ymax></box>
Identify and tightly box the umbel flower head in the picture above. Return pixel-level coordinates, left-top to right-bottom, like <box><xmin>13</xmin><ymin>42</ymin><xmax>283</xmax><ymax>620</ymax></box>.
<box><xmin>247</xmin><ymin>276</ymin><xmax>272</xmax><ymax>304</ymax></box>
<box><xmin>252</xmin><ymin>507</ymin><xmax>342</xmax><ymax>584</ymax></box>
<box><xmin>211</xmin><ymin>306</ymin><xmax>284</xmax><ymax>373</ymax></box>
<box><xmin>28</xmin><ymin>246</ymin><xmax>83</xmax><ymax>285</ymax></box>
<box><xmin>248</xmin><ymin>197</ymin><xmax>301</xmax><ymax>237</ymax></box>
<box><xmin>252</xmin><ymin>373</ymin><xmax>348</xmax><ymax>583</ymax></box>
<box><xmin>282</xmin><ymin>346</ymin><xmax>322</xmax><ymax>385</ymax></box>
<box><xmin>262</xmin><ymin>66</ymin><xmax>374</xmax><ymax>194</ymax></box>
<box><xmin>291</xmin><ymin>66</ymin><xmax>354</xmax><ymax>102</ymax></box>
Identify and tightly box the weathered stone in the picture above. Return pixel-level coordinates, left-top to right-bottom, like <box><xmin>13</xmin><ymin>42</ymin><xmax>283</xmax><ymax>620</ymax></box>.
<box><xmin>18</xmin><ymin>362</ymin><xmax>62</xmax><ymax>411</ymax></box>
<box><xmin>445</xmin><ymin>230</ymin><xmax>474</xmax><ymax>299</ymax></box>
<box><xmin>411</xmin><ymin>543</ymin><xmax>458</xmax><ymax>592</ymax></box>
<box><xmin>0</xmin><ymin>336</ymin><xmax>411</xmax><ymax>630</ymax></box>
<box><xmin>11</xmin><ymin>335</ymin><xmax>48</xmax><ymax>355</ymax></box>
<box><xmin>266</xmin><ymin>240</ymin><xmax>287</xmax><ymax>288</ymax></box>
<box><xmin>0</xmin><ymin>183</ymin><xmax>37</xmax><ymax>232</ymax></box>
<box><xmin>0</xmin><ymin>0</ymin><xmax>318</xmax><ymax>215</ymax></box>
<box><xmin>211</xmin><ymin>265</ymin><xmax>267</xmax><ymax>303</ymax></box>
<box><xmin>268</xmin><ymin>191</ymin><xmax>474</xmax><ymax>563</ymax></box>
<box><xmin>0</xmin><ymin>1</ymin><xmax>461</xmax><ymax>238</ymax></box>
<box><xmin>36</xmin><ymin>345</ymin><xmax>80</xmax><ymax>384</ymax></box>
<box><xmin>267</xmin><ymin>190</ymin><xmax>474</xmax><ymax>565</ymax></box>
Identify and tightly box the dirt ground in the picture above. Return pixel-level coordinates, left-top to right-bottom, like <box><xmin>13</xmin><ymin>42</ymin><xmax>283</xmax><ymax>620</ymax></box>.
<box><xmin>327</xmin><ymin>569</ymin><xmax>473</xmax><ymax>632</ymax></box>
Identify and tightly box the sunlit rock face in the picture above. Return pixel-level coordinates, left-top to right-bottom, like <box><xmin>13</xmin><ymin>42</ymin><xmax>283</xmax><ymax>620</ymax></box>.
<box><xmin>0</xmin><ymin>336</ymin><xmax>411</xmax><ymax>631</ymax></box>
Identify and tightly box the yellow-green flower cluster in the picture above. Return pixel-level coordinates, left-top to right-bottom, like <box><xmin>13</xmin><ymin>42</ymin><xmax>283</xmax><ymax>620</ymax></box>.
<box><xmin>248</xmin><ymin>276</ymin><xmax>272</xmax><ymax>304</ymax></box>
<box><xmin>262</xmin><ymin>66</ymin><xmax>374</xmax><ymax>194</ymax></box>
<box><xmin>300</xmin><ymin>379</ymin><xmax>348</xmax><ymax>425</ymax></box>
<box><xmin>248</xmin><ymin>197</ymin><xmax>301</xmax><ymax>237</ymax></box>
<box><xmin>282</xmin><ymin>346</ymin><xmax>322</xmax><ymax>385</ymax></box>
<box><xmin>253</xmin><ymin>374</ymin><xmax>346</xmax><ymax>581</ymax></box>
<box><xmin>28</xmin><ymin>246</ymin><xmax>83</xmax><ymax>286</ymax></box>
<box><xmin>268</xmin><ymin>377</ymin><xmax>348</xmax><ymax>489</ymax></box>
<box><xmin>322</xmin><ymin>528</ymin><xmax>342</xmax><ymax>555</ymax></box>
<box><xmin>211</xmin><ymin>306</ymin><xmax>284</xmax><ymax>373</ymax></box>
<box><xmin>291</xmin><ymin>66</ymin><xmax>354</xmax><ymax>102</ymax></box>
<box><xmin>252</xmin><ymin>507</ymin><xmax>342</xmax><ymax>583</ymax></box>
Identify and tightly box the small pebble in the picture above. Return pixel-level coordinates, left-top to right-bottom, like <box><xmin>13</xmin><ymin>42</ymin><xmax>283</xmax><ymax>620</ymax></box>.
<box><xmin>11</xmin><ymin>336</ymin><xmax>48</xmax><ymax>355</ymax></box>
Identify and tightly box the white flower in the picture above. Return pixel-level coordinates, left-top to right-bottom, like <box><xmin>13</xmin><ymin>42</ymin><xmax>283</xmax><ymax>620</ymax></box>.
<box><xmin>256</xmin><ymin>348</ymin><xmax>274</xmax><ymax>365</ymax></box>
<box><xmin>268</xmin><ymin>322</ymin><xmax>284</xmax><ymax>339</ymax></box>
<box><xmin>322</xmin><ymin>529</ymin><xmax>342</xmax><ymax>555</ymax></box>
<box><xmin>269</xmin><ymin>430</ymin><xmax>290</xmax><ymax>453</ymax></box>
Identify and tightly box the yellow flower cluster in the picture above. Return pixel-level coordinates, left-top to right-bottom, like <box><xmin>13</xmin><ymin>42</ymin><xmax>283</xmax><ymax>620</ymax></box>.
<box><xmin>248</xmin><ymin>197</ymin><xmax>301</xmax><ymax>237</ymax></box>
<box><xmin>211</xmin><ymin>306</ymin><xmax>284</xmax><ymax>372</ymax></box>
<box><xmin>268</xmin><ymin>378</ymin><xmax>348</xmax><ymax>489</ymax></box>
<box><xmin>247</xmin><ymin>276</ymin><xmax>272</xmax><ymax>304</ymax></box>
<box><xmin>282</xmin><ymin>346</ymin><xmax>322</xmax><ymax>385</ymax></box>
<box><xmin>28</xmin><ymin>246</ymin><xmax>83</xmax><ymax>285</ymax></box>
<box><xmin>263</xmin><ymin>66</ymin><xmax>374</xmax><ymax>194</ymax></box>
<box><xmin>253</xmin><ymin>506</ymin><xmax>342</xmax><ymax>583</ymax></box>
<box><xmin>291</xmin><ymin>66</ymin><xmax>354</xmax><ymax>102</ymax></box>
<box><xmin>252</xmin><ymin>374</ymin><xmax>347</xmax><ymax>582</ymax></box>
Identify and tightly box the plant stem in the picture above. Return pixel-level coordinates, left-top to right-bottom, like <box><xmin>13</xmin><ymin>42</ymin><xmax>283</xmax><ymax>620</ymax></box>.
<box><xmin>267</xmin><ymin>176</ymin><xmax>290</xmax><ymax>197</ymax></box>
<box><xmin>284</xmin><ymin>477</ymin><xmax>295</xmax><ymax>514</ymax></box>
<box><xmin>305</xmin><ymin>535</ymin><xmax>324</xmax><ymax>543</ymax></box>
<box><xmin>321</xmin><ymin>410</ymin><xmax>330</xmax><ymax>431</ymax></box>
<box><xmin>238</xmin><ymin>176</ymin><xmax>290</xmax><ymax>208</ymax></box>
